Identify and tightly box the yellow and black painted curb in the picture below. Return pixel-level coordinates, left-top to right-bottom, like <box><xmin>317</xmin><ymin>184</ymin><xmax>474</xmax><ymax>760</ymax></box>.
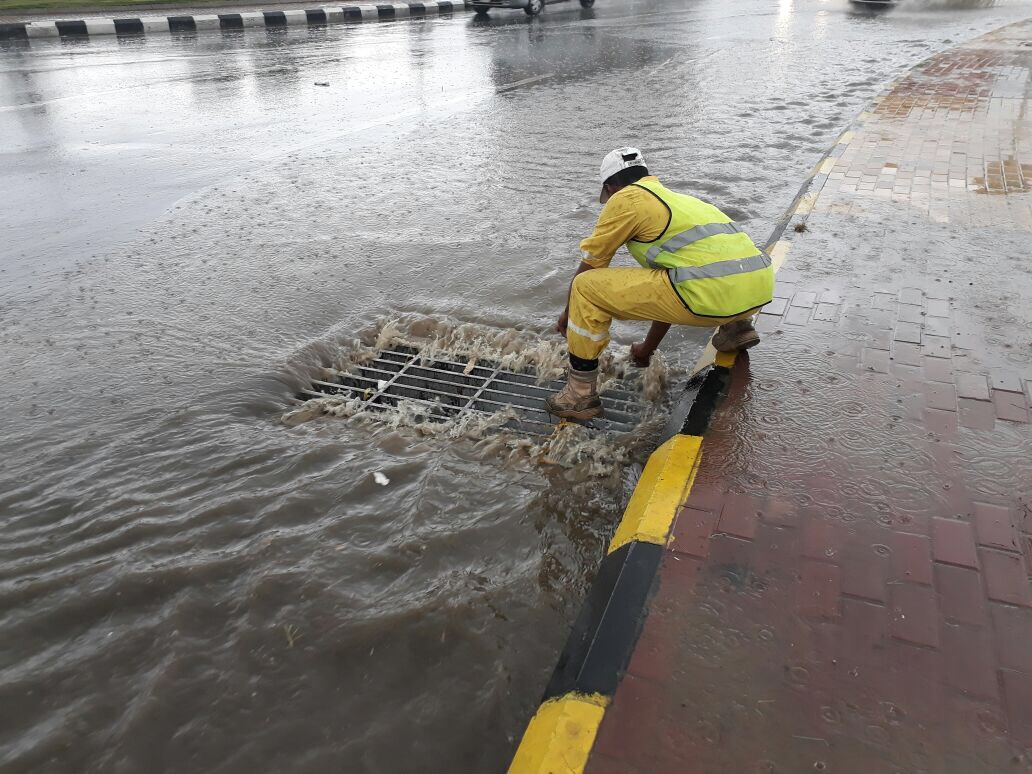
<box><xmin>507</xmin><ymin>125</ymin><xmax>865</xmax><ymax>774</ymax></box>
<box><xmin>507</xmin><ymin>384</ymin><xmax>725</xmax><ymax>773</ymax></box>
<box><xmin>0</xmin><ymin>2</ymin><xmax>464</xmax><ymax>40</ymax></box>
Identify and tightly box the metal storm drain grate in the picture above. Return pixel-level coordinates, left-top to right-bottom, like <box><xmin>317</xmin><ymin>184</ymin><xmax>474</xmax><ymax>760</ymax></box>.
<box><xmin>299</xmin><ymin>345</ymin><xmax>648</xmax><ymax>436</ymax></box>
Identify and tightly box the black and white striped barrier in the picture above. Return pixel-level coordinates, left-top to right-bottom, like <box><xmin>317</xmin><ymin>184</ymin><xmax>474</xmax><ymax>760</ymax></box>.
<box><xmin>0</xmin><ymin>2</ymin><xmax>463</xmax><ymax>39</ymax></box>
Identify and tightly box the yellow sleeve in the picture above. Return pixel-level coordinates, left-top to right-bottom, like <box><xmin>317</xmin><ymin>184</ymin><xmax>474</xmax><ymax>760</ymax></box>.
<box><xmin>577</xmin><ymin>191</ymin><xmax>647</xmax><ymax>269</ymax></box>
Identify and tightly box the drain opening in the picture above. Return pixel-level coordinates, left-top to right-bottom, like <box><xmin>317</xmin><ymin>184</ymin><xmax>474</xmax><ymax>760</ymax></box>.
<box><xmin>295</xmin><ymin>345</ymin><xmax>648</xmax><ymax>436</ymax></box>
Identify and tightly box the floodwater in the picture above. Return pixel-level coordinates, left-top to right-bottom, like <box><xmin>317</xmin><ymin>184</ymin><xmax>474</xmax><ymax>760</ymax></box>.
<box><xmin>2</xmin><ymin>0</ymin><xmax>1032</xmax><ymax>770</ymax></box>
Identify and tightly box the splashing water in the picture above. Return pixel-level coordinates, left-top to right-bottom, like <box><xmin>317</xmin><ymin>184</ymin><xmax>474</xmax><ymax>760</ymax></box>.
<box><xmin>370</xmin><ymin>314</ymin><xmax>570</xmax><ymax>382</ymax></box>
<box><xmin>281</xmin><ymin>315</ymin><xmax>673</xmax><ymax>475</ymax></box>
<box><xmin>361</xmin><ymin>314</ymin><xmax>675</xmax><ymax>396</ymax></box>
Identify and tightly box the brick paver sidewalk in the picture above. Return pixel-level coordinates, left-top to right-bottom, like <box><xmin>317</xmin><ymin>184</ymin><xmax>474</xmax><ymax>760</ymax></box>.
<box><xmin>588</xmin><ymin>20</ymin><xmax>1032</xmax><ymax>774</ymax></box>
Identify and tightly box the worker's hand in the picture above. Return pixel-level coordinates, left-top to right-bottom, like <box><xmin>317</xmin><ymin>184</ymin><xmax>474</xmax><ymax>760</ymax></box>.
<box><xmin>556</xmin><ymin>309</ymin><xmax>569</xmax><ymax>336</ymax></box>
<box><xmin>630</xmin><ymin>342</ymin><xmax>654</xmax><ymax>368</ymax></box>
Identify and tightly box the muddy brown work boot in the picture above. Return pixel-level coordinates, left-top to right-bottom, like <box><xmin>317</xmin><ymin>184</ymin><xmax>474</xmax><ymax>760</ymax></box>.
<box><xmin>712</xmin><ymin>319</ymin><xmax>760</xmax><ymax>353</ymax></box>
<box><xmin>544</xmin><ymin>367</ymin><xmax>603</xmax><ymax>421</ymax></box>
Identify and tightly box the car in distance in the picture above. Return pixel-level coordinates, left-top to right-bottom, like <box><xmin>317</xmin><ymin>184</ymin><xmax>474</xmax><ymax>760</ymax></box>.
<box><xmin>472</xmin><ymin>0</ymin><xmax>593</xmax><ymax>16</ymax></box>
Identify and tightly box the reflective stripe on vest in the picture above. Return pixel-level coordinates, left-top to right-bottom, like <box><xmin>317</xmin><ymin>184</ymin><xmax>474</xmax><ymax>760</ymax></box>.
<box><xmin>643</xmin><ymin>221</ymin><xmax>744</xmax><ymax>268</ymax></box>
<box><xmin>668</xmin><ymin>251</ymin><xmax>771</xmax><ymax>283</ymax></box>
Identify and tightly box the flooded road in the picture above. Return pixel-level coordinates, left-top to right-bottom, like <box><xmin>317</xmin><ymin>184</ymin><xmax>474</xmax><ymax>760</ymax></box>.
<box><xmin>3</xmin><ymin>0</ymin><xmax>1032</xmax><ymax>770</ymax></box>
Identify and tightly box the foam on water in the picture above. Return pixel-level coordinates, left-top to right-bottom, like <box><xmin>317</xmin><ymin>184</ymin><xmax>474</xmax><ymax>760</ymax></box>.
<box><xmin>282</xmin><ymin>315</ymin><xmax>670</xmax><ymax>475</ymax></box>
<box><xmin>357</xmin><ymin>313</ymin><xmax>673</xmax><ymax>397</ymax></box>
<box><xmin>370</xmin><ymin>314</ymin><xmax>570</xmax><ymax>382</ymax></box>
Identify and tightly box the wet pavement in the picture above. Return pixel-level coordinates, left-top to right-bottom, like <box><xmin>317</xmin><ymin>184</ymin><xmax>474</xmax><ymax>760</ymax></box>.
<box><xmin>589</xmin><ymin>18</ymin><xmax>1032</xmax><ymax>774</ymax></box>
<box><xmin>3</xmin><ymin>0</ymin><xmax>1032</xmax><ymax>771</ymax></box>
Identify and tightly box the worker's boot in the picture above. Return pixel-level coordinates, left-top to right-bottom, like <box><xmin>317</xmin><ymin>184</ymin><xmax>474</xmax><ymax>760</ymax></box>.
<box><xmin>544</xmin><ymin>367</ymin><xmax>603</xmax><ymax>421</ymax></box>
<box><xmin>712</xmin><ymin>318</ymin><xmax>760</xmax><ymax>353</ymax></box>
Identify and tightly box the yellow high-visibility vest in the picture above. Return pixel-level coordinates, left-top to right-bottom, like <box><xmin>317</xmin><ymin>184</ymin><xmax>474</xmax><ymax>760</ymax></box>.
<box><xmin>626</xmin><ymin>179</ymin><xmax>774</xmax><ymax>318</ymax></box>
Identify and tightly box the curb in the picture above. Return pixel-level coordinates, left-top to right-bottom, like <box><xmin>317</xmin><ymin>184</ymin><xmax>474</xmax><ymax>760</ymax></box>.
<box><xmin>763</xmin><ymin>123</ymin><xmax>861</xmax><ymax>269</ymax></box>
<box><xmin>0</xmin><ymin>1</ymin><xmax>463</xmax><ymax>38</ymax></box>
<box><xmin>506</xmin><ymin>126</ymin><xmax>862</xmax><ymax>774</ymax></box>
<box><xmin>507</xmin><ymin>366</ymin><xmax>732</xmax><ymax>774</ymax></box>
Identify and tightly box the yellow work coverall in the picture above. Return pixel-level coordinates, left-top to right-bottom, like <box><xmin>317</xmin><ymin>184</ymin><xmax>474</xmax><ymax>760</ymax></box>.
<box><xmin>567</xmin><ymin>176</ymin><xmax>756</xmax><ymax>361</ymax></box>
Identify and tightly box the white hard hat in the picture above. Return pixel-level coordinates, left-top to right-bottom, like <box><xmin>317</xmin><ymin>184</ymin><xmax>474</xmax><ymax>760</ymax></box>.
<box><xmin>599</xmin><ymin>147</ymin><xmax>646</xmax><ymax>203</ymax></box>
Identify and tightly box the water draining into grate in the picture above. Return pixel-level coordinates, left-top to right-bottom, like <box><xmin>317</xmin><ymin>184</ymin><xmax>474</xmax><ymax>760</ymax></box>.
<box><xmin>297</xmin><ymin>345</ymin><xmax>648</xmax><ymax>436</ymax></box>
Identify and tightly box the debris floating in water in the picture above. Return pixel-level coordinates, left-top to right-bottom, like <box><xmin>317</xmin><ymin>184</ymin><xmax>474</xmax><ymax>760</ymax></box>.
<box><xmin>372</xmin><ymin>471</ymin><xmax>390</xmax><ymax>486</ymax></box>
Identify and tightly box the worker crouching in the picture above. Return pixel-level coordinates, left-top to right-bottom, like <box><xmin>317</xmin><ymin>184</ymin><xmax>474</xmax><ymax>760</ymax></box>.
<box><xmin>545</xmin><ymin>147</ymin><xmax>775</xmax><ymax>421</ymax></box>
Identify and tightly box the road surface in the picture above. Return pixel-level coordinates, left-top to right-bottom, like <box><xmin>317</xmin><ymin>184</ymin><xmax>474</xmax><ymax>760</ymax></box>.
<box><xmin>2</xmin><ymin>0</ymin><xmax>1031</xmax><ymax>770</ymax></box>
